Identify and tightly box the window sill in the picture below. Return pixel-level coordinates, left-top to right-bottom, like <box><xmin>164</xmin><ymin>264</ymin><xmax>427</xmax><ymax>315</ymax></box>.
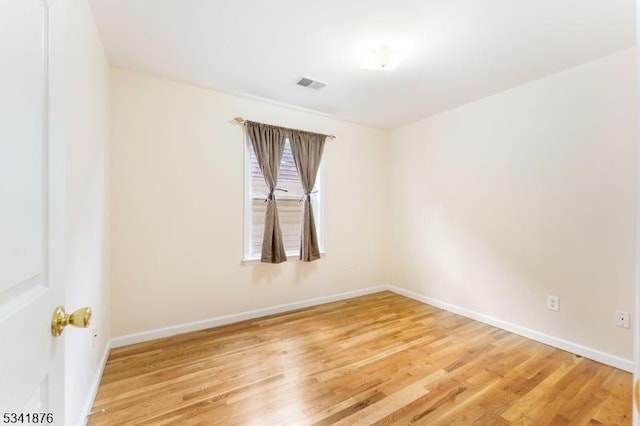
<box><xmin>242</xmin><ymin>252</ymin><xmax>326</xmax><ymax>264</ymax></box>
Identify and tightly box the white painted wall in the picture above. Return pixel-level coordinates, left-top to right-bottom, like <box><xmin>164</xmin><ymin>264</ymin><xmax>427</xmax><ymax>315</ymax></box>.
<box><xmin>62</xmin><ymin>1</ymin><xmax>110</xmax><ymax>424</ymax></box>
<box><xmin>109</xmin><ymin>69</ymin><xmax>389</xmax><ymax>337</ymax></box>
<box><xmin>388</xmin><ymin>49</ymin><xmax>636</xmax><ymax>361</ymax></box>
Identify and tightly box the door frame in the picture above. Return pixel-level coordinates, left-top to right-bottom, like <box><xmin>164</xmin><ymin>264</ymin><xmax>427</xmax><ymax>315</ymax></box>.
<box><xmin>634</xmin><ymin>2</ymin><xmax>639</xmax><ymax>424</ymax></box>
<box><xmin>45</xmin><ymin>0</ymin><xmax>66</xmax><ymax>419</ymax></box>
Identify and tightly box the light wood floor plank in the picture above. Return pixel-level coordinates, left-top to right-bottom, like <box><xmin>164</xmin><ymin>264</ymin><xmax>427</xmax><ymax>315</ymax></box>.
<box><xmin>88</xmin><ymin>292</ymin><xmax>632</xmax><ymax>425</ymax></box>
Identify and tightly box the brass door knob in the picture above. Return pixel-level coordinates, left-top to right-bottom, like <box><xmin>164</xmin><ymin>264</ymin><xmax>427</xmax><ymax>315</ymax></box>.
<box><xmin>51</xmin><ymin>306</ymin><xmax>92</xmax><ymax>337</ymax></box>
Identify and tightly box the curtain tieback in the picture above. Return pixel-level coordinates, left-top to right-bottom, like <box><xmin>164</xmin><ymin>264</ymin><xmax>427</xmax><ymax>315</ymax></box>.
<box><xmin>300</xmin><ymin>191</ymin><xmax>318</xmax><ymax>202</ymax></box>
<box><xmin>266</xmin><ymin>188</ymin><xmax>288</xmax><ymax>202</ymax></box>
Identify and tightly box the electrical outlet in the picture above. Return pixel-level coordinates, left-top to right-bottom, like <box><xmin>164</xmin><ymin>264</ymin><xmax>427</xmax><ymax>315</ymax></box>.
<box><xmin>546</xmin><ymin>295</ymin><xmax>559</xmax><ymax>312</ymax></box>
<box><xmin>615</xmin><ymin>311</ymin><xmax>630</xmax><ymax>328</ymax></box>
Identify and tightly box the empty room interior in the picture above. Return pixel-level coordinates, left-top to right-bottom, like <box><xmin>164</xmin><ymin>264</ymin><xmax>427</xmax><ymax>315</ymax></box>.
<box><xmin>4</xmin><ymin>0</ymin><xmax>639</xmax><ymax>425</ymax></box>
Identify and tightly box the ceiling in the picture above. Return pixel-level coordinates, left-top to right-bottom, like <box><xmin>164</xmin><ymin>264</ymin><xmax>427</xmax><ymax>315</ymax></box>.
<box><xmin>89</xmin><ymin>0</ymin><xmax>635</xmax><ymax>129</ymax></box>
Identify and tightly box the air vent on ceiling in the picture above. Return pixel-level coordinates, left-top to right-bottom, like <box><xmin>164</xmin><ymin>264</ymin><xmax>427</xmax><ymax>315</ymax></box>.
<box><xmin>296</xmin><ymin>76</ymin><xmax>326</xmax><ymax>90</ymax></box>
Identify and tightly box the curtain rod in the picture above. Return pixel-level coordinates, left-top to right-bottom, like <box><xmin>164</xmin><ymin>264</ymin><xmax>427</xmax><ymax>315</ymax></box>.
<box><xmin>232</xmin><ymin>117</ymin><xmax>336</xmax><ymax>140</ymax></box>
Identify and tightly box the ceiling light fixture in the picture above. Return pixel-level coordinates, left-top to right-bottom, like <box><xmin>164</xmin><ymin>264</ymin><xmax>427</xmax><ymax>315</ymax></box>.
<box><xmin>360</xmin><ymin>45</ymin><xmax>406</xmax><ymax>71</ymax></box>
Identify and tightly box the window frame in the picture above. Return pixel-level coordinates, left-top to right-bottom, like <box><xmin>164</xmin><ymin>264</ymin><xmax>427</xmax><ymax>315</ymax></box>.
<box><xmin>243</xmin><ymin>133</ymin><xmax>324</xmax><ymax>261</ymax></box>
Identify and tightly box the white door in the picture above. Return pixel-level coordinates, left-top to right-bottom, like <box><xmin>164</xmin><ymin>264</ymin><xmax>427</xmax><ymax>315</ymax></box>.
<box><xmin>0</xmin><ymin>0</ymin><xmax>65</xmax><ymax>421</ymax></box>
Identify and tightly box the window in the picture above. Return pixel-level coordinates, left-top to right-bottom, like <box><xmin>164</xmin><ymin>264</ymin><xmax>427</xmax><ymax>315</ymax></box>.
<box><xmin>244</xmin><ymin>137</ymin><xmax>323</xmax><ymax>260</ymax></box>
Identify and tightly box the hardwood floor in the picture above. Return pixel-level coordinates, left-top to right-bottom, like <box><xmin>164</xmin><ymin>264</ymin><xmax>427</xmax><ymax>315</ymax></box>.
<box><xmin>88</xmin><ymin>292</ymin><xmax>632</xmax><ymax>425</ymax></box>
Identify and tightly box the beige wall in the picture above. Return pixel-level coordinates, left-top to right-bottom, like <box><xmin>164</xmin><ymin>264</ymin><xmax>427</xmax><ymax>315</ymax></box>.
<box><xmin>63</xmin><ymin>0</ymin><xmax>110</xmax><ymax>423</ymax></box>
<box><xmin>388</xmin><ymin>49</ymin><xmax>636</xmax><ymax>360</ymax></box>
<box><xmin>109</xmin><ymin>69</ymin><xmax>389</xmax><ymax>337</ymax></box>
<box><xmin>109</xmin><ymin>49</ymin><xmax>635</xmax><ymax>364</ymax></box>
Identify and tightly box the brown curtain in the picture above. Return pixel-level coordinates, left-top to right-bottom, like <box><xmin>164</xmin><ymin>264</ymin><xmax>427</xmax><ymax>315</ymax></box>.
<box><xmin>246</xmin><ymin>121</ymin><xmax>287</xmax><ymax>263</ymax></box>
<box><xmin>289</xmin><ymin>131</ymin><xmax>326</xmax><ymax>261</ymax></box>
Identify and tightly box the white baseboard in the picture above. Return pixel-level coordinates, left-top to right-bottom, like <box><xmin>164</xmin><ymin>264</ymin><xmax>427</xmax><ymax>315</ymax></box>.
<box><xmin>387</xmin><ymin>285</ymin><xmax>633</xmax><ymax>373</ymax></box>
<box><xmin>111</xmin><ymin>286</ymin><xmax>388</xmax><ymax>348</ymax></box>
<box><xmin>108</xmin><ymin>284</ymin><xmax>632</xmax><ymax>373</ymax></box>
<box><xmin>79</xmin><ymin>340</ymin><xmax>112</xmax><ymax>426</ymax></box>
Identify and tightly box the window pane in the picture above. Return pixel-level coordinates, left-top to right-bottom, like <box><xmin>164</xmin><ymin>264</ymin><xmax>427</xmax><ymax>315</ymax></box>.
<box><xmin>251</xmin><ymin>199</ymin><xmax>303</xmax><ymax>256</ymax></box>
<box><xmin>250</xmin><ymin>141</ymin><xmax>303</xmax><ymax>198</ymax></box>
<box><xmin>249</xmin><ymin>139</ymin><xmax>305</xmax><ymax>256</ymax></box>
